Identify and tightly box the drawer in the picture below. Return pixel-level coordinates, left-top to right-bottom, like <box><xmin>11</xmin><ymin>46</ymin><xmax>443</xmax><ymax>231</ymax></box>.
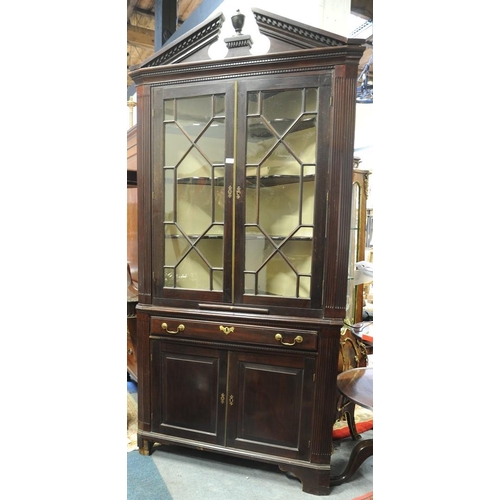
<box><xmin>150</xmin><ymin>316</ymin><xmax>317</xmax><ymax>351</ymax></box>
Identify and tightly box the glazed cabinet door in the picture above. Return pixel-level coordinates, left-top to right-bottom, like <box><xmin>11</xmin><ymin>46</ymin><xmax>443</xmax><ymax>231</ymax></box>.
<box><xmin>151</xmin><ymin>81</ymin><xmax>235</xmax><ymax>304</ymax></box>
<box><xmin>226</xmin><ymin>350</ymin><xmax>315</xmax><ymax>460</ymax></box>
<box><xmin>150</xmin><ymin>340</ymin><xmax>227</xmax><ymax>445</ymax></box>
<box><xmin>233</xmin><ymin>74</ymin><xmax>331</xmax><ymax>311</ymax></box>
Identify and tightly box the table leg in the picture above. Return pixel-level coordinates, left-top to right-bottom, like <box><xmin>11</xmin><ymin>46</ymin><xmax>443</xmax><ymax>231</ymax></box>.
<box><xmin>330</xmin><ymin>438</ymin><xmax>373</xmax><ymax>486</ymax></box>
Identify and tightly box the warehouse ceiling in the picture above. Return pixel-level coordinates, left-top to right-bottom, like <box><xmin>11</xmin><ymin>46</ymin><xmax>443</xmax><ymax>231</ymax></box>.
<box><xmin>127</xmin><ymin>0</ymin><xmax>373</xmax><ymax>89</ymax></box>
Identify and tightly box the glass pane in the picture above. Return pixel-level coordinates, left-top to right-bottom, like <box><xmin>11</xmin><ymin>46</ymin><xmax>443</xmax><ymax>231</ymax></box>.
<box><xmin>247</xmin><ymin>92</ymin><xmax>259</xmax><ymax>115</ymax></box>
<box><xmin>262</xmin><ymin>143</ymin><xmax>301</xmax><ymax>176</ymax></box>
<box><xmin>206</xmin><ymin>224</ymin><xmax>224</xmax><ymax>237</ymax></box>
<box><xmin>165</xmin><ymin>122</ymin><xmax>191</xmax><ymax>166</ymax></box>
<box><xmin>176</xmin><ymin>250</ymin><xmax>211</xmax><ymax>290</ymax></box>
<box><xmin>164</xmin><ymin>224</ymin><xmax>190</xmax><ymax>267</ymax></box>
<box><xmin>196</xmin><ymin>237</ymin><xmax>223</xmax><ymax>269</ymax></box>
<box><xmin>298</xmin><ymin>276</ymin><xmax>311</xmax><ymax>298</ymax></box>
<box><xmin>259</xmin><ymin>182</ymin><xmax>300</xmax><ymax>237</ymax></box>
<box><xmin>164</xmin><ymin>99</ymin><xmax>174</xmax><ymax>120</ymax></box>
<box><xmin>262</xmin><ymin>89</ymin><xmax>303</xmax><ymax>135</ymax></box>
<box><xmin>302</xmin><ymin>178</ymin><xmax>315</xmax><ymax>226</ymax></box>
<box><xmin>164</xmin><ymin>268</ymin><xmax>174</xmax><ymax>287</ymax></box>
<box><xmin>281</xmin><ymin>240</ymin><xmax>312</xmax><ymax>275</ymax></box>
<box><xmin>177</xmin><ymin>96</ymin><xmax>212</xmax><ymax>141</ymax></box>
<box><xmin>247</xmin><ymin>117</ymin><xmax>274</xmax><ymax>164</ymax></box>
<box><xmin>177</xmin><ymin>148</ymin><xmax>212</xmax><ymax>179</ymax></box>
<box><xmin>245</xmin><ymin>177</ymin><xmax>257</xmax><ymax>224</ymax></box>
<box><xmin>214</xmin><ymin>168</ymin><xmax>225</xmax><ymax>223</ymax></box>
<box><xmin>177</xmin><ymin>182</ymin><xmax>212</xmax><ymax>236</ymax></box>
<box><xmin>164</xmin><ymin>169</ymin><xmax>174</xmax><ymax>221</ymax></box>
<box><xmin>305</xmin><ymin>89</ymin><xmax>318</xmax><ymax>112</ymax></box>
<box><xmin>258</xmin><ymin>253</ymin><xmax>296</xmax><ymax>297</ymax></box>
<box><xmin>284</xmin><ymin>115</ymin><xmax>317</xmax><ymax>164</ymax></box>
<box><xmin>213</xmin><ymin>270</ymin><xmax>223</xmax><ymax>292</ymax></box>
<box><xmin>244</xmin><ymin>273</ymin><xmax>257</xmax><ymax>294</ymax></box>
<box><xmin>304</xmin><ymin>165</ymin><xmax>315</xmax><ymax>177</ymax></box>
<box><xmin>197</xmin><ymin>118</ymin><xmax>226</xmax><ymax>164</ymax></box>
<box><xmin>214</xmin><ymin>95</ymin><xmax>225</xmax><ymax>116</ymax></box>
<box><xmin>245</xmin><ymin>229</ymin><xmax>275</xmax><ymax>271</ymax></box>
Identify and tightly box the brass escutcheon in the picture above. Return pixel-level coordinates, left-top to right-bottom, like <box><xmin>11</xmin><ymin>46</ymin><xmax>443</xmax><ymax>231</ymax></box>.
<box><xmin>229</xmin><ymin>395</ymin><xmax>234</xmax><ymax>406</ymax></box>
<box><xmin>161</xmin><ymin>322</ymin><xmax>185</xmax><ymax>334</ymax></box>
<box><xmin>219</xmin><ymin>325</ymin><xmax>234</xmax><ymax>335</ymax></box>
<box><xmin>275</xmin><ymin>333</ymin><xmax>303</xmax><ymax>346</ymax></box>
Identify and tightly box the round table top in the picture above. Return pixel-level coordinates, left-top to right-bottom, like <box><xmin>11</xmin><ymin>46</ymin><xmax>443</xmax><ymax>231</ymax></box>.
<box><xmin>336</xmin><ymin>366</ymin><xmax>373</xmax><ymax>411</ymax></box>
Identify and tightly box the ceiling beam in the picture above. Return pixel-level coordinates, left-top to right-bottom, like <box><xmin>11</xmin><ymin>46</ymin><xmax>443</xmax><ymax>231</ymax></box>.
<box><xmin>155</xmin><ymin>0</ymin><xmax>177</xmax><ymax>50</ymax></box>
<box><xmin>127</xmin><ymin>0</ymin><xmax>141</xmax><ymax>22</ymax></box>
<box><xmin>134</xmin><ymin>7</ymin><xmax>155</xmax><ymax>19</ymax></box>
<box><xmin>128</xmin><ymin>25</ymin><xmax>155</xmax><ymax>49</ymax></box>
<box><xmin>351</xmin><ymin>0</ymin><xmax>373</xmax><ymax>20</ymax></box>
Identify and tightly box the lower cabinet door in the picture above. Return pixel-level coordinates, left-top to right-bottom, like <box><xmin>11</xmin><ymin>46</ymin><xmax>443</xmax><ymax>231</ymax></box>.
<box><xmin>226</xmin><ymin>350</ymin><xmax>316</xmax><ymax>460</ymax></box>
<box><xmin>151</xmin><ymin>340</ymin><xmax>227</xmax><ymax>445</ymax></box>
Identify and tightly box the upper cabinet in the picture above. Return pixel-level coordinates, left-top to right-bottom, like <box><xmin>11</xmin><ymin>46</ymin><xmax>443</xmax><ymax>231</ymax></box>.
<box><xmin>150</xmin><ymin>76</ymin><xmax>329</xmax><ymax>312</ymax></box>
<box><xmin>130</xmin><ymin>7</ymin><xmax>366</xmax><ymax>319</ymax></box>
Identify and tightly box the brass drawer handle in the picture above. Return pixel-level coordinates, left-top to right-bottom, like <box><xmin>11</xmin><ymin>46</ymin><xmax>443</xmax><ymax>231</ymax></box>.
<box><xmin>219</xmin><ymin>325</ymin><xmax>234</xmax><ymax>335</ymax></box>
<box><xmin>275</xmin><ymin>333</ymin><xmax>303</xmax><ymax>346</ymax></box>
<box><xmin>161</xmin><ymin>322</ymin><xmax>185</xmax><ymax>334</ymax></box>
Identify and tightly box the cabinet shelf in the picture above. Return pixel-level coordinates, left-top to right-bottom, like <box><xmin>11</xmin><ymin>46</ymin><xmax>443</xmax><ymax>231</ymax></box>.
<box><xmin>176</xmin><ymin>174</ymin><xmax>315</xmax><ymax>187</ymax></box>
<box><xmin>165</xmin><ymin>234</ymin><xmax>313</xmax><ymax>241</ymax></box>
<box><xmin>246</xmin><ymin>174</ymin><xmax>315</xmax><ymax>187</ymax></box>
<box><xmin>166</xmin><ymin>234</ymin><xmax>224</xmax><ymax>239</ymax></box>
<box><xmin>177</xmin><ymin>176</ymin><xmax>225</xmax><ymax>186</ymax></box>
<box><xmin>246</xmin><ymin>235</ymin><xmax>312</xmax><ymax>241</ymax></box>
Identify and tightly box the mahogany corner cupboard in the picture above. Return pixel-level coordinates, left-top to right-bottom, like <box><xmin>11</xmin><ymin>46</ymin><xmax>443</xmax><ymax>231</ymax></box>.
<box><xmin>129</xmin><ymin>7</ymin><xmax>365</xmax><ymax>495</ymax></box>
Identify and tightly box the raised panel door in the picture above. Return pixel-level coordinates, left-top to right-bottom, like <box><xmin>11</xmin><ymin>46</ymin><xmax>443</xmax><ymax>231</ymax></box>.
<box><xmin>151</xmin><ymin>340</ymin><xmax>227</xmax><ymax>445</ymax></box>
<box><xmin>225</xmin><ymin>350</ymin><xmax>315</xmax><ymax>460</ymax></box>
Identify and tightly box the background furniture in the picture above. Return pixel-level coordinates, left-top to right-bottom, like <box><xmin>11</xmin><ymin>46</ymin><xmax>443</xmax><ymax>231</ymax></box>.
<box><xmin>338</xmin><ymin>164</ymin><xmax>371</xmax><ymax>371</ymax></box>
<box><xmin>331</xmin><ymin>367</ymin><xmax>373</xmax><ymax>485</ymax></box>
<box><xmin>335</xmin><ymin>165</ymin><xmax>371</xmax><ymax>433</ymax></box>
<box><xmin>130</xmin><ymin>8</ymin><xmax>365</xmax><ymax>495</ymax></box>
<box><xmin>127</xmin><ymin>125</ymin><xmax>139</xmax><ymax>382</ymax></box>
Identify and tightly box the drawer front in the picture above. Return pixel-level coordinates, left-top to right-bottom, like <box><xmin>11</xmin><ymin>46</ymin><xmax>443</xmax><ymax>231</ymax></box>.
<box><xmin>150</xmin><ymin>316</ymin><xmax>317</xmax><ymax>351</ymax></box>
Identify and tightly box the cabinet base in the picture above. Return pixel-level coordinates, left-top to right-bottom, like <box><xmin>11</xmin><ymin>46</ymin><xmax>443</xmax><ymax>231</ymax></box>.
<box><xmin>279</xmin><ymin>464</ymin><xmax>332</xmax><ymax>495</ymax></box>
<box><xmin>137</xmin><ymin>435</ymin><xmax>153</xmax><ymax>456</ymax></box>
<box><xmin>136</xmin><ymin>431</ymin><xmax>333</xmax><ymax>495</ymax></box>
